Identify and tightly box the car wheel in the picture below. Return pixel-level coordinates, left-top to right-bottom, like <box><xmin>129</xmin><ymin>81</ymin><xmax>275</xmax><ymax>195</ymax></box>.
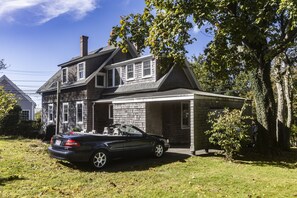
<box><xmin>154</xmin><ymin>143</ymin><xmax>164</xmax><ymax>158</ymax></box>
<box><xmin>91</xmin><ymin>150</ymin><xmax>109</xmax><ymax>169</ymax></box>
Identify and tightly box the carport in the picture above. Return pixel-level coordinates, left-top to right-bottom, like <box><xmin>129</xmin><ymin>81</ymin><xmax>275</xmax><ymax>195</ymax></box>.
<box><xmin>93</xmin><ymin>88</ymin><xmax>247</xmax><ymax>154</ymax></box>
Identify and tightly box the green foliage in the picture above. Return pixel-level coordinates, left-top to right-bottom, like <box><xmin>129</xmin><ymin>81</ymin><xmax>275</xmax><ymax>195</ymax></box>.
<box><xmin>205</xmin><ymin>108</ymin><xmax>251</xmax><ymax>160</ymax></box>
<box><xmin>0</xmin><ymin>105</ymin><xmax>21</xmax><ymax>134</ymax></box>
<box><xmin>290</xmin><ymin>124</ymin><xmax>297</xmax><ymax>147</ymax></box>
<box><xmin>0</xmin><ymin>86</ymin><xmax>17</xmax><ymax>120</ymax></box>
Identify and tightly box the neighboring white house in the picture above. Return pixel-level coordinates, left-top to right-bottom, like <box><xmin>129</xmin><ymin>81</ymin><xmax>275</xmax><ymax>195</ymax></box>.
<box><xmin>0</xmin><ymin>75</ymin><xmax>36</xmax><ymax>120</ymax></box>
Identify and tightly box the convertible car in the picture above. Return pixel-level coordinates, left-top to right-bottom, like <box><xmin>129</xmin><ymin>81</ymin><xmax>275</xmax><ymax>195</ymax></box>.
<box><xmin>48</xmin><ymin>124</ymin><xmax>170</xmax><ymax>169</ymax></box>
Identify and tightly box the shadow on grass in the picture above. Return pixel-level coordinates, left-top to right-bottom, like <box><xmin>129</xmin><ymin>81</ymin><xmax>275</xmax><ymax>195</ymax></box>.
<box><xmin>0</xmin><ymin>175</ymin><xmax>25</xmax><ymax>186</ymax></box>
<box><xmin>234</xmin><ymin>148</ymin><xmax>297</xmax><ymax>169</ymax></box>
<box><xmin>57</xmin><ymin>152</ymin><xmax>190</xmax><ymax>172</ymax></box>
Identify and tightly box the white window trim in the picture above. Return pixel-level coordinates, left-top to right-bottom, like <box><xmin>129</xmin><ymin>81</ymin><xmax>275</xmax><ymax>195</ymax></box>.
<box><xmin>62</xmin><ymin>103</ymin><xmax>69</xmax><ymax>123</ymax></box>
<box><xmin>108</xmin><ymin>104</ymin><xmax>113</xmax><ymax>119</ymax></box>
<box><xmin>76</xmin><ymin>101</ymin><xmax>83</xmax><ymax>124</ymax></box>
<box><xmin>181</xmin><ymin>102</ymin><xmax>190</xmax><ymax>129</ymax></box>
<box><xmin>48</xmin><ymin>104</ymin><xmax>54</xmax><ymax>123</ymax></box>
<box><xmin>61</xmin><ymin>67</ymin><xmax>68</xmax><ymax>84</ymax></box>
<box><xmin>142</xmin><ymin>60</ymin><xmax>152</xmax><ymax>78</ymax></box>
<box><xmin>126</xmin><ymin>64</ymin><xmax>135</xmax><ymax>81</ymax></box>
<box><xmin>21</xmin><ymin>109</ymin><xmax>30</xmax><ymax>121</ymax></box>
<box><xmin>95</xmin><ymin>72</ymin><xmax>106</xmax><ymax>88</ymax></box>
<box><xmin>77</xmin><ymin>62</ymin><xmax>86</xmax><ymax>81</ymax></box>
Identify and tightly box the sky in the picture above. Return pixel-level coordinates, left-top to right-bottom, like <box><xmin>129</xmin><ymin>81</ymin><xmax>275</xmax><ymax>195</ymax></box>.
<box><xmin>0</xmin><ymin>0</ymin><xmax>212</xmax><ymax>109</ymax></box>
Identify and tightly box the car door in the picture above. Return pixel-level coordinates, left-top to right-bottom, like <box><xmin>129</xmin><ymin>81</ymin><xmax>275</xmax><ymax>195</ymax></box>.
<box><xmin>122</xmin><ymin>126</ymin><xmax>154</xmax><ymax>157</ymax></box>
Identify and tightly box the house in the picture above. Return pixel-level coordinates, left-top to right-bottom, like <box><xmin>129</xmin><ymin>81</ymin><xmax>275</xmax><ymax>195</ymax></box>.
<box><xmin>0</xmin><ymin>75</ymin><xmax>36</xmax><ymax>120</ymax></box>
<box><xmin>37</xmin><ymin>35</ymin><xmax>247</xmax><ymax>153</ymax></box>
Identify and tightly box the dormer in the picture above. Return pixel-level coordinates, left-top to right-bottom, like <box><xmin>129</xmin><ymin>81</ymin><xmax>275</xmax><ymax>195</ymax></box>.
<box><xmin>103</xmin><ymin>55</ymin><xmax>156</xmax><ymax>88</ymax></box>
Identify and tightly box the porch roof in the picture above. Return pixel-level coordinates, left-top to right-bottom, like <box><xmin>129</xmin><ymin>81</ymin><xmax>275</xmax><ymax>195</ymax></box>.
<box><xmin>94</xmin><ymin>88</ymin><xmax>246</xmax><ymax>104</ymax></box>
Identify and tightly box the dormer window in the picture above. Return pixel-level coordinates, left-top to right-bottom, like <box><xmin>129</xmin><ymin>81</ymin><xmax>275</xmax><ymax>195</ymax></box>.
<box><xmin>126</xmin><ymin>64</ymin><xmax>134</xmax><ymax>80</ymax></box>
<box><xmin>142</xmin><ymin>60</ymin><xmax>152</xmax><ymax>78</ymax></box>
<box><xmin>107</xmin><ymin>68</ymin><xmax>122</xmax><ymax>87</ymax></box>
<box><xmin>77</xmin><ymin>62</ymin><xmax>85</xmax><ymax>80</ymax></box>
<box><xmin>62</xmin><ymin>68</ymin><xmax>68</xmax><ymax>83</ymax></box>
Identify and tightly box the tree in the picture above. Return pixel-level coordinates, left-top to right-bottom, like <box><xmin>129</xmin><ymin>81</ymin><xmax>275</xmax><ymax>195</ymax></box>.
<box><xmin>110</xmin><ymin>0</ymin><xmax>297</xmax><ymax>153</ymax></box>
<box><xmin>0</xmin><ymin>59</ymin><xmax>7</xmax><ymax>70</ymax></box>
<box><xmin>0</xmin><ymin>87</ymin><xmax>17</xmax><ymax>123</ymax></box>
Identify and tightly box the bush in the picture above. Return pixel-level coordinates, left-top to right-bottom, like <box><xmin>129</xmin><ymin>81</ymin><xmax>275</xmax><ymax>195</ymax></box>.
<box><xmin>290</xmin><ymin>124</ymin><xmax>297</xmax><ymax>147</ymax></box>
<box><xmin>205</xmin><ymin>108</ymin><xmax>251</xmax><ymax>160</ymax></box>
<box><xmin>0</xmin><ymin>105</ymin><xmax>21</xmax><ymax>135</ymax></box>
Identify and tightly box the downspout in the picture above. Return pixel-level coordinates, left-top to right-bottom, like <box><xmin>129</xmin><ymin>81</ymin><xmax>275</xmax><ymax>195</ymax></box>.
<box><xmin>92</xmin><ymin>102</ymin><xmax>95</xmax><ymax>130</ymax></box>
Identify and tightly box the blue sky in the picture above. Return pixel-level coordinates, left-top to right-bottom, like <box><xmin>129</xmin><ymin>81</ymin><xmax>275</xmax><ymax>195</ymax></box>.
<box><xmin>0</xmin><ymin>0</ymin><xmax>212</xmax><ymax>108</ymax></box>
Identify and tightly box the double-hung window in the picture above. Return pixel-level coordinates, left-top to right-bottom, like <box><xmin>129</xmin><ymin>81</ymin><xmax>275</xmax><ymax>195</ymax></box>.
<box><xmin>126</xmin><ymin>64</ymin><xmax>134</xmax><ymax>80</ymax></box>
<box><xmin>21</xmin><ymin>110</ymin><xmax>30</xmax><ymax>121</ymax></box>
<box><xmin>142</xmin><ymin>60</ymin><xmax>152</xmax><ymax>78</ymax></box>
<box><xmin>77</xmin><ymin>62</ymin><xmax>85</xmax><ymax>80</ymax></box>
<box><xmin>62</xmin><ymin>68</ymin><xmax>68</xmax><ymax>83</ymax></box>
<box><xmin>76</xmin><ymin>102</ymin><xmax>83</xmax><ymax>124</ymax></box>
<box><xmin>181</xmin><ymin>102</ymin><xmax>190</xmax><ymax>129</ymax></box>
<box><xmin>48</xmin><ymin>104</ymin><xmax>54</xmax><ymax>122</ymax></box>
<box><xmin>62</xmin><ymin>103</ymin><xmax>69</xmax><ymax>123</ymax></box>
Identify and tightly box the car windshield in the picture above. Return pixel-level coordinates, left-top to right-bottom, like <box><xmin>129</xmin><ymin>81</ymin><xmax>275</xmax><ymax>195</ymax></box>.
<box><xmin>119</xmin><ymin>125</ymin><xmax>144</xmax><ymax>137</ymax></box>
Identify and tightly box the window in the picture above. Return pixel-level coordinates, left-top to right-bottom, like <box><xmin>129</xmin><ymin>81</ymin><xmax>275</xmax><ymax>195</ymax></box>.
<box><xmin>76</xmin><ymin>102</ymin><xmax>83</xmax><ymax>124</ymax></box>
<box><xmin>142</xmin><ymin>60</ymin><xmax>152</xmax><ymax>78</ymax></box>
<box><xmin>181</xmin><ymin>102</ymin><xmax>190</xmax><ymax>129</ymax></box>
<box><xmin>48</xmin><ymin>104</ymin><xmax>54</xmax><ymax>122</ymax></box>
<box><xmin>95</xmin><ymin>73</ymin><xmax>105</xmax><ymax>87</ymax></box>
<box><xmin>62</xmin><ymin>103</ymin><xmax>69</xmax><ymax>123</ymax></box>
<box><xmin>107</xmin><ymin>68</ymin><xmax>122</xmax><ymax>87</ymax></box>
<box><xmin>109</xmin><ymin>104</ymin><xmax>113</xmax><ymax>119</ymax></box>
<box><xmin>21</xmin><ymin>110</ymin><xmax>30</xmax><ymax>121</ymax></box>
<box><xmin>77</xmin><ymin>62</ymin><xmax>85</xmax><ymax>80</ymax></box>
<box><xmin>126</xmin><ymin>64</ymin><xmax>134</xmax><ymax>80</ymax></box>
<box><xmin>62</xmin><ymin>68</ymin><xmax>68</xmax><ymax>83</ymax></box>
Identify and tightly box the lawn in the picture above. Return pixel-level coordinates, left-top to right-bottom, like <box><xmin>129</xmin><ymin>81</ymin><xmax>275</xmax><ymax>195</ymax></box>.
<box><xmin>1</xmin><ymin>136</ymin><xmax>297</xmax><ymax>197</ymax></box>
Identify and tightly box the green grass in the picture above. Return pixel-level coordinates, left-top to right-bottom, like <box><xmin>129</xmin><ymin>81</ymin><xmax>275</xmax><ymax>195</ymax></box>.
<box><xmin>1</xmin><ymin>136</ymin><xmax>297</xmax><ymax>197</ymax></box>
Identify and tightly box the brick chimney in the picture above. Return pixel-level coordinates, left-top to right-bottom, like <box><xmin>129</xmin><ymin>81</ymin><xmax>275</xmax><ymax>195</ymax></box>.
<box><xmin>80</xmin><ymin>35</ymin><xmax>88</xmax><ymax>57</ymax></box>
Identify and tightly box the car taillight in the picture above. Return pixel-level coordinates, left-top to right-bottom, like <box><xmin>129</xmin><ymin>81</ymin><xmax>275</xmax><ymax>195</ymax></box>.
<box><xmin>64</xmin><ymin>139</ymin><xmax>80</xmax><ymax>147</ymax></box>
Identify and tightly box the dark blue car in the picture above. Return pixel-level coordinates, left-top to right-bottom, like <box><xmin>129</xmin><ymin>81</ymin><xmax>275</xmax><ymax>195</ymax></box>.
<box><xmin>48</xmin><ymin>124</ymin><xmax>170</xmax><ymax>169</ymax></box>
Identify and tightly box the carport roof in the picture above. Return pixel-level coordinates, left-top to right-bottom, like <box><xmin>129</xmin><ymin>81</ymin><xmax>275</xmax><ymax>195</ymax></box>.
<box><xmin>94</xmin><ymin>88</ymin><xmax>246</xmax><ymax>104</ymax></box>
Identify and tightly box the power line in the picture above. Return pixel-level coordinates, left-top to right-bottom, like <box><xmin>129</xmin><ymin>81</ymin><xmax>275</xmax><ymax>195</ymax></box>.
<box><xmin>4</xmin><ymin>69</ymin><xmax>56</xmax><ymax>73</ymax></box>
<box><xmin>10</xmin><ymin>80</ymin><xmax>46</xmax><ymax>82</ymax></box>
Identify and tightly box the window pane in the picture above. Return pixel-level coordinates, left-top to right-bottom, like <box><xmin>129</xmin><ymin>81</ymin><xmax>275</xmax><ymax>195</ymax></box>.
<box><xmin>127</xmin><ymin>65</ymin><xmax>134</xmax><ymax>79</ymax></box>
<box><xmin>62</xmin><ymin>69</ymin><xmax>67</xmax><ymax>83</ymax></box>
<box><xmin>143</xmin><ymin>61</ymin><xmax>151</xmax><ymax>76</ymax></box>
<box><xmin>182</xmin><ymin>103</ymin><xmax>190</xmax><ymax>127</ymax></box>
<box><xmin>78</xmin><ymin>63</ymin><xmax>84</xmax><ymax>79</ymax></box>
<box><xmin>77</xmin><ymin>103</ymin><xmax>83</xmax><ymax>122</ymax></box>
<box><xmin>96</xmin><ymin>75</ymin><xmax>104</xmax><ymax>86</ymax></box>
<box><xmin>107</xmin><ymin>70</ymin><xmax>113</xmax><ymax>87</ymax></box>
<box><xmin>21</xmin><ymin>111</ymin><xmax>29</xmax><ymax>121</ymax></box>
<box><xmin>114</xmin><ymin>69</ymin><xmax>120</xmax><ymax>86</ymax></box>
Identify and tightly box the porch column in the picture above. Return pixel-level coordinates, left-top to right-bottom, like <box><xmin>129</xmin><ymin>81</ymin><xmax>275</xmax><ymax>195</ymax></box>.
<box><xmin>190</xmin><ymin>99</ymin><xmax>196</xmax><ymax>154</ymax></box>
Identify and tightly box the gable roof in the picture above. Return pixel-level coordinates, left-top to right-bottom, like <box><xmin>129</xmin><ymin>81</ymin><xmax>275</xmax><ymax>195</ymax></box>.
<box><xmin>0</xmin><ymin>75</ymin><xmax>36</xmax><ymax>106</ymax></box>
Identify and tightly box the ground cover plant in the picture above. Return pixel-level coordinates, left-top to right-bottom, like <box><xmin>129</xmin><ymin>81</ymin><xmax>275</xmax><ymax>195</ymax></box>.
<box><xmin>1</xmin><ymin>136</ymin><xmax>297</xmax><ymax>197</ymax></box>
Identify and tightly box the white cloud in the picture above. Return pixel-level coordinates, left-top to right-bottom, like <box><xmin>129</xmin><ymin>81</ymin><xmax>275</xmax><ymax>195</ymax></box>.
<box><xmin>0</xmin><ymin>0</ymin><xmax>100</xmax><ymax>24</ymax></box>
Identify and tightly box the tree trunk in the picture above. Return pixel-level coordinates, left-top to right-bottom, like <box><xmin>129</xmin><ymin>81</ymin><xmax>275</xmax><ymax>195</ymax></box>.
<box><xmin>251</xmin><ymin>63</ymin><xmax>277</xmax><ymax>154</ymax></box>
<box><xmin>274</xmin><ymin>65</ymin><xmax>286</xmax><ymax>149</ymax></box>
<box><xmin>284</xmin><ymin>67</ymin><xmax>292</xmax><ymax>128</ymax></box>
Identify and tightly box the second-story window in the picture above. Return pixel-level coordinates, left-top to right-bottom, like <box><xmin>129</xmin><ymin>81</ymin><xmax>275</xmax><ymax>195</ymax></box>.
<box><xmin>77</xmin><ymin>62</ymin><xmax>85</xmax><ymax>80</ymax></box>
<box><xmin>62</xmin><ymin>68</ymin><xmax>68</xmax><ymax>83</ymax></box>
<box><xmin>107</xmin><ymin>68</ymin><xmax>122</xmax><ymax>87</ymax></box>
<box><xmin>142</xmin><ymin>60</ymin><xmax>152</xmax><ymax>78</ymax></box>
<box><xmin>126</xmin><ymin>64</ymin><xmax>134</xmax><ymax>80</ymax></box>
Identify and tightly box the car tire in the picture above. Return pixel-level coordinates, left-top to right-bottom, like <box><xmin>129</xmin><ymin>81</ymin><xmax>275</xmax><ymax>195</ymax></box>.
<box><xmin>91</xmin><ymin>150</ymin><xmax>109</xmax><ymax>169</ymax></box>
<box><xmin>154</xmin><ymin>143</ymin><xmax>164</xmax><ymax>158</ymax></box>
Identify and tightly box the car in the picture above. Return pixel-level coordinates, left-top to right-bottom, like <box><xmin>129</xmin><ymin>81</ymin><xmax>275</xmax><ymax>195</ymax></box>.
<box><xmin>48</xmin><ymin>124</ymin><xmax>170</xmax><ymax>169</ymax></box>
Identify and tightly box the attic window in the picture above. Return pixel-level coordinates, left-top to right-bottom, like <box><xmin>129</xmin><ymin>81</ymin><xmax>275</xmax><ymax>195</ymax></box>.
<box><xmin>62</xmin><ymin>68</ymin><xmax>68</xmax><ymax>83</ymax></box>
<box><xmin>126</xmin><ymin>64</ymin><xmax>134</xmax><ymax>80</ymax></box>
<box><xmin>77</xmin><ymin>62</ymin><xmax>85</xmax><ymax>80</ymax></box>
<box><xmin>142</xmin><ymin>60</ymin><xmax>152</xmax><ymax>78</ymax></box>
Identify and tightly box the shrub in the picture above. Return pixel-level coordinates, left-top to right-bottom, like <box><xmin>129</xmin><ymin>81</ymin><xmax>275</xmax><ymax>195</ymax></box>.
<box><xmin>290</xmin><ymin>124</ymin><xmax>297</xmax><ymax>147</ymax></box>
<box><xmin>0</xmin><ymin>105</ymin><xmax>21</xmax><ymax>135</ymax></box>
<box><xmin>205</xmin><ymin>108</ymin><xmax>251</xmax><ymax>160</ymax></box>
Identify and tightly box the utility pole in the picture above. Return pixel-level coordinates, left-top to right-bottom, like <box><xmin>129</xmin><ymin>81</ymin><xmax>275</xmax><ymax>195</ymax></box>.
<box><xmin>55</xmin><ymin>81</ymin><xmax>61</xmax><ymax>135</ymax></box>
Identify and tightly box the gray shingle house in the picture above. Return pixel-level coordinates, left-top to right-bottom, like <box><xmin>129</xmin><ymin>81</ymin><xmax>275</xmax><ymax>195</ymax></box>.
<box><xmin>37</xmin><ymin>36</ymin><xmax>246</xmax><ymax>153</ymax></box>
<box><xmin>0</xmin><ymin>75</ymin><xmax>36</xmax><ymax>120</ymax></box>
